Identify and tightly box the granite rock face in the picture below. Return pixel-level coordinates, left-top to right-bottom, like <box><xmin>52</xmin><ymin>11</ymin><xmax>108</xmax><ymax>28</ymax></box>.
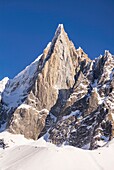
<box><xmin>47</xmin><ymin>50</ymin><xmax>114</xmax><ymax>149</ymax></box>
<box><xmin>8</xmin><ymin>106</ymin><xmax>49</xmax><ymax>140</ymax></box>
<box><xmin>0</xmin><ymin>25</ymin><xmax>114</xmax><ymax>149</ymax></box>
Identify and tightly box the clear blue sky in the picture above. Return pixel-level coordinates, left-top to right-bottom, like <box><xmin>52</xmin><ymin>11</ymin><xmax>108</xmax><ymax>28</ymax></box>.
<box><xmin>0</xmin><ymin>0</ymin><xmax>114</xmax><ymax>80</ymax></box>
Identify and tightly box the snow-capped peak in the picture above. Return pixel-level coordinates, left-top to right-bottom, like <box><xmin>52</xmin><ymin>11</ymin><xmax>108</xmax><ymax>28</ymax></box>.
<box><xmin>104</xmin><ymin>50</ymin><xmax>110</xmax><ymax>56</ymax></box>
<box><xmin>57</xmin><ymin>24</ymin><xmax>64</xmax><ymax>30</ymax></box>
<box><xmin>53</xmin><ymin>24</ymin><xmax>65</xmax><ymax>41</ymax></box>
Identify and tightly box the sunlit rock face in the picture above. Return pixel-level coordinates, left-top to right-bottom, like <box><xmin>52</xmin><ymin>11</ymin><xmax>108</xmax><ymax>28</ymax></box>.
<box><xmin>0</xmin><ymin>25</ymin><xmax>114</xmax><ymax>149</ymax></box>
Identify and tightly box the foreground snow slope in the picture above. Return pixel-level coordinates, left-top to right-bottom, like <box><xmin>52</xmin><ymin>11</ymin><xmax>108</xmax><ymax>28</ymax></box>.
<box><xmin>0</xmin><ymin>132</ymin><xmax>114</xmax><ymax>170</ymax></box>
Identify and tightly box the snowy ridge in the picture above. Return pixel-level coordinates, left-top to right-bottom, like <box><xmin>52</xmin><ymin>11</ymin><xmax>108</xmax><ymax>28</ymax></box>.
<box><xmin>0</xmin><ymin>77</ymin><xmax>9</xmax><ymax>93</ymax></box>
<box><xmin>2</xmin><ymin>54</ymin><xmax>42</xmax><ymax>109</ymax></box>
<box><xmin>0</xmin><ymin>77</ymin><xmax>9</xmax><ymax>101</ymax></box>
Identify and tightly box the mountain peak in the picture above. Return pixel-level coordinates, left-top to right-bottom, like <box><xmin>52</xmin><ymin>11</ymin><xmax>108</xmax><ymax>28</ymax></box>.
<box><xmin>52</xmin><ymin>24</ymin><xmax>67</xmax><ymax>42</ymax></box>
<box><xmin>57</xmin><ymin>24</ymin><xmax>64</xmax><ymax>30</ymax></box>
<box><xmin>104</xmin><ymin>50</ymin><xmax>112</xmax><ymax>57</ymax></box>
<box><xmin>0</xmin><ymin>25</ymin><xmax>114</xmax><ymax>150</ymax></box>
<box><xmin>56</xmin><ymin>24</ymin><xmax>64</xmax><ymax>34</ymax></box>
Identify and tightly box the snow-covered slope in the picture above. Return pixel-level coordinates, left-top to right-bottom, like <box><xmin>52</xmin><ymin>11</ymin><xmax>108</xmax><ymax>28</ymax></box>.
<box><xmin>0</xmin><ymin>77</ymin><xmax>9</xmax><ymax>101</ymax></box>
<box><xmin>0</xmin><ymin>131</ymin><xmax>114</xmax><ymax>170</ymax></box>
<box><xmin>0</xmin><ymin>77</ymin><xmax>9</xmax><ymax>93</ymax></box>
<box><xmin>2</xmin><ymin>54</ymin><xmax>42</xmax><ymax>109</ymax></box>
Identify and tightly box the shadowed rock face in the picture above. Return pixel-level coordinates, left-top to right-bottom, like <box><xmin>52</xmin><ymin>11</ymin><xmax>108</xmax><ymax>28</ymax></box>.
<box><xmin>0</xmin><ymin>25</ymin><xmax>114</xmax><ymax>149</ymax></box>
<box><xmin>46</xmin><ymin>51</ymin><xmax>114</xmax><ymax>149</ymax></box>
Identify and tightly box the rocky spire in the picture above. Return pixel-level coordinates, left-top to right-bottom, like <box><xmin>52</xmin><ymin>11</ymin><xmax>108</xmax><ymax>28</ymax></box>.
<box><xmin>2</xmin><ymin>24</ymin><xmax>90</xmax><ymax>139</ymax></box>
<box><xmin>1</xmin><ymin>25</ymin><xmax>113</xmax><ymax>150</ymax></box>
<box><xmin>54</xmin><ymin>24</ymin><xmax>64</xmax><ymax>37</ymax></box>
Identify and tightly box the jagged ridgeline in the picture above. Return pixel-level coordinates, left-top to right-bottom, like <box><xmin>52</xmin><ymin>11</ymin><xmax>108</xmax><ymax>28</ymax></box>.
<box><xmin>0</xmin><ymin>24</ymin><xmax>114</xmax><ymax>149</ymax></box>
